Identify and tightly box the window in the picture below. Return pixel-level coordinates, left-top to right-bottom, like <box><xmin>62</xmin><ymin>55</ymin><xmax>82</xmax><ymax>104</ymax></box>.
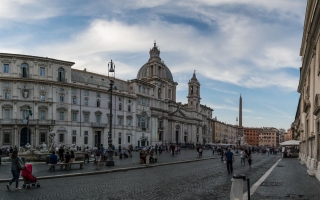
<box><xmin>97</xmin><ymin>100</ymin><xmax>100</xmax><ymax>107</ymax></box>
<box><xmin>4</xmin><ymin>83</ymin><xmax>9</xmax><ymax>87</ymax></box>
<box><xmin>40</xmin><ymin>95</ymin><xmax>45</xmax><ymax>101</ymax></box>
<box><xmin>58</xmin><ymin>68</ymin><xmax>65</xmax><ymax>82</ymax></box>
<box><xmin>5</xmin><ymin>93</ymin><xmax>10</xmax><ymax>99</ymax></box>
<box><xmin>59</xmin><ymin>134</ymin><xmax>64</xmax><ymax>143</ymax></box>
<box><xmin>4</xmin><ymin>133</ymin><xmax>10</xmax><ymax>144</ymax></box>
<box><xmin>3</xmin><ymin>64</ymin><xmax>9</xmax><ymax>73</ymax></box>
<box><xmin>84</xmin><ymin>98</ymin><xmax>88</xmax><ymax>106</ymax></box>
<box><xmin>40</xmin><ymin>133</ymin><xmax>46</xmax><ymax>143</ymax></box>
<box><xmin>97</xmin><ymin>92</ymin><xmax>100</xmax><ymax>98</ymax></box>
<box><xmin>84</xmin><ymin>131</ymin><xmax>88</xmax><ymax>144</ymax></box>
<box><xmin>119</xmin><ymin>103</ymin><xmax>122</xmax><ymax>111</ymax></box>
<box><xmin>21</xmin><ymin>63</ymin><xmax>29</xmax><ymax>78</ymax></box>
<box><xmin>60</xmin><ymin>88</ymin><xmax>64</xmax><ymax>92</ymax></box>
<box><xmin>142</xmin><ymin>87</ymin><xmax>145</xmax><ymax>93</ymax></box>
<box><xmin>118</xmin><ymin>117</ymin><xmax>122</xmax><ymax>125</ymax></box>
<box><xmin>84</xmin><ymin>90</ymin><xmax>89</xmax><ymax>96</ymax></box>
<box><xmin>128</xmin><ymin>105</ymin><xmax>131</xmax><ymax>112</ymax></box>
<box><xmin>141</xmin><ymin>114</ymin><xmax>146</xmax><ymax>129</ymax></box>
<box><xmin>127</xmin><ymin>118</ymin><xmax>131</xmax><ymax>126</ymax></box>
<box><xmin>84</xmin><ymin>114</ymin><xmax>89</xmax><ymax>123</ymax></box>
<box><xmin>4</xmin><ymin>109</ymin><xmax>10</xmax><ymax>119</ymax></box>
<box><xmin>40</xmin><ymin>110</ymin><xmax>46</xmax><ymax>120</ymax></box>
<box><xmin>60</xmin><ymin>95</ymin><xmax>64</xmax><ymax>102</ymax></box>
<box><xmin>96</xmin><ymin>115</ymin><xmax>101</xmax><ymax>123</ymax></box>
<box><xmin>72</xmin><ymin>97</ymin><xmax>77</xmax><ymax>104</ymax></box>
<box><xmin>59</xmin><ymin>112</ymin><xmax>64</xmax><ymax>121</ymax></box>
<box><xmin>40</xmin><ymin>67</ymin><xmax>45</xmax><ymax>76</ymax></box>
<box><xmin>107</xmin><ymin>115</ymin><xmax>111</xmax><ymax>125</ymax></box>
<box><xmin>72</xmin><ymin>113</ymin><xmax>77</xmax><ymax>122</ymax></box>
<box><xmin>72</xmin><ymin>89</ymin><xmax>77</xmax><ymax>94</ymax></box>
<box><xmin>40</xmin><ymin>85</ymin><xmax>45</xmax><ymax>90</ymax></box>
<box><xmin>127</xmin><ymin>135</ymin><xmax>131</xmax><ymax>143</ymax></box>
<box><xmin>118</xmin><ymin>132</ymin><xmax>121</xmax><ymax>144</ymax></box>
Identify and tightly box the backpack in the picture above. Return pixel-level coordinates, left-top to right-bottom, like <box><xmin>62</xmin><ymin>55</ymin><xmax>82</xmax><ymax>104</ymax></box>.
<box><xmin>96</xmin><ymin>150</ymin><xmax>101</xmax><ymax>156</ymax></box>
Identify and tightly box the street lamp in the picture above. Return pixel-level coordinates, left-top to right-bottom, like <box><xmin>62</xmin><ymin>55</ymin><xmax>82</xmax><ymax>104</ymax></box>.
<box><xmin>105</xmin><ymin>60</ymin><xmax>115</xmax><ymax>166</ymax></box>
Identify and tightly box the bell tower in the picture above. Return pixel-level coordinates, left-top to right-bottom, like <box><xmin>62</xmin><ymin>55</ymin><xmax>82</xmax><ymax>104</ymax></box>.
<box><xmin>187</xmin><ymin>70</ymin><xmax>201</xmax><ymax>111</ymax></box>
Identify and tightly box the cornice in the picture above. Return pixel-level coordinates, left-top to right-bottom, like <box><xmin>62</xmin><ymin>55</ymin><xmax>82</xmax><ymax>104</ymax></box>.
<box><xmin>0</xmin><ymin>53</ymin><xmax>75</xmax><ymax>66</ymax></box>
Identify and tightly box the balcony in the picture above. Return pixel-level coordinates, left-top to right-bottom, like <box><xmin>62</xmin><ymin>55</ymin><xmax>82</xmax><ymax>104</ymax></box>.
<box><xmin>140</xmin><ymin>136</ymin><xmax>148</xmax><ymax>141</ymax></box>
<box><xmin>57</xmin><ymin>77</ymin><xmax>67</xmax><ymax>83</ymax></box>
<box><xmin>19</xmin><ymin>73</ymin><xmax>32</xmax><ymax>78</ymax></box>
<box><xmin>0</xmin><ymin>119</ymin><xmax>55</xmax><ymax>125</ymax></box>
<box><xmin>91</xmin><ymin>122</ymin><xmax>107</xmax><ymax>128</ymax></box>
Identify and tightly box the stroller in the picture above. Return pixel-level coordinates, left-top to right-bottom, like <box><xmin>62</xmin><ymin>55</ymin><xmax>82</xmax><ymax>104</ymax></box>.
<box><xmin>21</xmin><ymin>163</ymin><xmax>40</xmax><ymax>189</ymax></box>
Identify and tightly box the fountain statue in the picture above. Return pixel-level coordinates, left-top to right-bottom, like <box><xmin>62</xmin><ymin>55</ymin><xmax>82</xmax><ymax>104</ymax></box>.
<box><xmin>48</xmin><ymin>132</ymin><xmax>55</xmax><ymax>152</ymax></box>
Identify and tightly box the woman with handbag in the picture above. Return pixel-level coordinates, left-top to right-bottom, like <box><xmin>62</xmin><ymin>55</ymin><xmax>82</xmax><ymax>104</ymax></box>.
<box><xmin>7</xmin><ymin>150</ymin><xmax>24</xmax><ymax>190</ymax></box>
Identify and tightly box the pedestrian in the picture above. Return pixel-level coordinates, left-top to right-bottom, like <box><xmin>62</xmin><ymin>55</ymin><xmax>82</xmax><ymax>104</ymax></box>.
<box><xmin>58</xmin><ymin>146</ymin><xmax>65</xmax><ymax>162</ymax></box>
<box><xmin>84</xmin><ymin>146</ymin><xmax>90</xmax><ymax>163</ymax></box>
<box><xmin>0</xmin><ymin>148</ymin><xmax>2</xmax><ymax>165</ymax></box>
<box><xmin>7</xmin><ymin>150</ymin><xmax>22</xmax><ymax>190</ymax></box>
<box><xmin>95</xmin><ymin>147</ymin><xmax>101</xmax><ymax>169</ymax></box>
<box><xmin>240</xmin><ymin>149</ymin><xmax>246</xmax><ymax>165</ymax></box>
<box><xmin>221</xmin><ymin>148</ymin><xmax>224</xmax><ymax>161</ymax></box>
<box><xmin>155</xmin><ymin>144</ymin><xmax>158</xmax><ymax>155</ymax></box>
<box><xmin>248</xmin><ymin>154</ymin><xmax>252</xmax><ymax>168</ymax></box>
<box><xmin>199</xmin><ymin>146</ymin><xmax>203</xmax><ymax>158</ymax></box>
<box><xmin>212</xmin><ymin>146</ymin><xmax>215</xmax><ymax>155</ymax></box>
<box><xmin>224</xmin><ymin>148</ymin><xmax>235</xmax><ymax>174</ymax></box>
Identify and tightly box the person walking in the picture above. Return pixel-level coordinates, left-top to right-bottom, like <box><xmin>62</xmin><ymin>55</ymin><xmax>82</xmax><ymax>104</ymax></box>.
<box><xmin>221</xmin><ymin>148</ymin><xmax>224</xmax><ymax>161</ymax></box>
<box><xmin>95</xmin><ymin>147</ymin><xmax>102</xmax><ymax>169</ymax></box>
<box><xmin>240</xmin><ymin>149</ymin><xmax>246</xmax><ymax>165</ymax></box>
<box><xmin>248</xmin><ymin>154</ymin><xmax>252</xmax><ymax>168</ymax></box>
<box><xmin>84</xmin><ymin>146</ymin><xmax>90</xmax><ymax>163</ymax></box>
<box><xmin>224</xmin><ymin>148</ymin><xmax>235</xmax><ymax>174</ymax></box>
<box><xmin>7</xmin><ymin>150</ymin><xmax>22</xmax><ymax>190</ymax></box>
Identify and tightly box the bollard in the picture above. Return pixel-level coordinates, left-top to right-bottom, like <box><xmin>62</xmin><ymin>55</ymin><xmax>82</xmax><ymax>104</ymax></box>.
<box><xmin>247</xmin><ymin>178</ymin><xmax>250</xmax><ymax>200</ymax></box>
<box><xmin>230</xmin><ymin>174</ymin><xmax>246</xmax><ymax>200</ymax></box>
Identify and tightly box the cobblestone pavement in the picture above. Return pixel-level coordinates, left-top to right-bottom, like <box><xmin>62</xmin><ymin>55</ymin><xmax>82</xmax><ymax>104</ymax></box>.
<box><xmin>0</xmin><ymin>152</ymin><xmax>281</xmax><ymax>200</ymax></box>
<box><xmin>0</xmin><ymin>149</ymin><xmax>219</xmax><ymax>180</ymax></box>
<box><xmin>251</xmin><ymin>158</ymin><xmax>320</xmax><ymax>200</ymax></box>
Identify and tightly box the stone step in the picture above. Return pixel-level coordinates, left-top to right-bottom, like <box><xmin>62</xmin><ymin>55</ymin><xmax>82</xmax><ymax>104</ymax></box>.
<box><xmin>307</xmin><ymin>169</ymin><xmax>315</xmax><ymax>176</ymax></box>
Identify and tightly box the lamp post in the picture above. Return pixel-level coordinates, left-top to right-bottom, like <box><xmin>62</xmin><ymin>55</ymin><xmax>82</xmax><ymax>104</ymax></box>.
<box><xmin>105</xmin><ymin>60</ymin><xmax>115</xmax><ymax>166</ymax></box>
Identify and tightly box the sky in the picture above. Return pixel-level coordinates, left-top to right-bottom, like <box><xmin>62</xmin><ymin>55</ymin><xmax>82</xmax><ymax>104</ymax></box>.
<box><xmin>0</xmin><ymin>0</ymin><xmax>307</xmax><ymax>130</ymax></box>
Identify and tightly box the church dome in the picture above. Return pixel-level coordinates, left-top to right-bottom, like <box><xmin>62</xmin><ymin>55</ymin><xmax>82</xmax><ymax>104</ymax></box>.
<box><xmin>136</xmin><ymin>42</ymin><xmax>174</xmax><ymax>82</ymax></box>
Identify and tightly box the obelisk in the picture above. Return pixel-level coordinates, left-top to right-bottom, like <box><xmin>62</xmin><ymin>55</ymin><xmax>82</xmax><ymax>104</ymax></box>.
<box><xmin>238</xmin><ymin>95</ymin><xmax>243</xmax><ymax>136</ymax></box>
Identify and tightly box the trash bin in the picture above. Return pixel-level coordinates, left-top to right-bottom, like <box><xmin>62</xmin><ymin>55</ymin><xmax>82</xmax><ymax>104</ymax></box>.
<box><xmin>230</xmin><ymin>174</ymin><xmax>246</xmax><ymax>200</ymax></box>
<box><xmin>46</xmin><ymin>155</ymin><xmax>50</xmax><ymax>164</ymax></box>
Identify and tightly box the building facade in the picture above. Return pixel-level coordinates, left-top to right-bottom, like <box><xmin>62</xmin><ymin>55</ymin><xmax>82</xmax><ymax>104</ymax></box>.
<box><xmin>0</xmin><ymin>43</ymin><xmax>213</xmax><ymax>149</ymax></box>
<box><xmin>258</xmin><ymin>127</ymin><xmax>279</xmax><ymax>147</ymax></box>
<box><xmin>243</xmin><ymin>127</ymin><xmax>261</xmax><ymax>146</ymax></box>
<box><xmin>284</xmin><ymin>129</ymin><xmax>292</xmax><ymax>141</ymax></box>
<box><xmin>293</xmin><ymin>0</ymin><xmax>320</xmax><ymax>181</ymax></box>
<box><xmin>212</xmin><ymin>119</ymin><xmax>237</xmax><ymax>144</ymax></box>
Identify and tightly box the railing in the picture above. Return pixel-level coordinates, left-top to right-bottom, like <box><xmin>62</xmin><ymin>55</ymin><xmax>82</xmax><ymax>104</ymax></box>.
<box><xmin>19</xmin><ymin>73</ymin><xmax>32</xmax><ymax>78</ymax></box>
<box><xmin>0</xmin><ymin>119</ymin><xmax>55</xmax><ymax>125</ymax></box>
<box><xmin>91</xmin><ymin>122</ymin><xmax>107</xmax><ymax>127</ymax></box>
<box><xmin>140</xmin><ymin>136</ymin><xmax>148</xmax><ymax>140</ymax></box>
<box><xmin>57</xmin><ymin>77</ymin><xmax>67</xmax><ymax>82</ymax></box>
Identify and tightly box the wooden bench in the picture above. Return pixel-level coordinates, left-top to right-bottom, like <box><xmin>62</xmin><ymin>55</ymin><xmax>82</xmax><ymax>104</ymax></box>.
<box><xmin>48</xmin><ymin>161</ymin><xmax>84</xmax><ymax>171</ymax></box>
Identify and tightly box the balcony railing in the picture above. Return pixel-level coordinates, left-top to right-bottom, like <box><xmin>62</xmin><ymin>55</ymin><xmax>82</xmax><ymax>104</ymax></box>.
<box><xmin>19</xmin><ymin>73</ymin><xmax>32</xmax><ymax>78</ymax></box>
<box><xmin>57</xmin><ymin>77</ymin><xmax>67</xmax><ymax>82</ymax></box>
<box><xmin>91</xmin><ymin>122</ymin><xmax>107</xmax><ymax>128</ymax></box>
<box><xmin>140</xmin><ymin>136</ymin><xmax>148</xmax><ymax>141</ymax></box>
<box><xmin>0</xmin><ymin>119</ymin><xmax>55</xmax><ymax>125</ymax></box>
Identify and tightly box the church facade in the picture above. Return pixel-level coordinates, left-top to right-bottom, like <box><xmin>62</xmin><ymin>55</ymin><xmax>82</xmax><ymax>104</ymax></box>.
<box><xmin>0</xmin><ymin>43</ymin><xmax>213</xmax><ymax>149</ymax></box>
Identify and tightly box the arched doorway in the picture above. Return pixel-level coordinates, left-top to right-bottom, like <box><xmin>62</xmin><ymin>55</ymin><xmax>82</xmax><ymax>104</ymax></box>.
<box><xmin>20</xmin><ymin>127</ymin><xmax>31</xmax><ymax>147</ymax></box>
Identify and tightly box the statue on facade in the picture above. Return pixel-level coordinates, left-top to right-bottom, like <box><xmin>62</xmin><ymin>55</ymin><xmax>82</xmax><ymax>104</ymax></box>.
<box><xmin>22</xmin><ymin>85</ymin><xmax>29</xmax><ymax>99</ymax></box>
<box><xmin>48</xmin><ymin>132</ymin><xmax>55</xmax><ymax>152</ymax></box>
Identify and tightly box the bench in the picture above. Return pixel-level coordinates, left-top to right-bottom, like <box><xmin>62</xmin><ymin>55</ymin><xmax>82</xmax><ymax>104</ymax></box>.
<box><xmin>48</xmin><ymin>161</ymin><xmax>84</xmax><ymax>171</ymax></box>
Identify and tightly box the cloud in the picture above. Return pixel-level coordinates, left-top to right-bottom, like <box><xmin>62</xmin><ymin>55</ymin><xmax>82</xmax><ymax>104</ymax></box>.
<box><xmin>0</xmin><ymin>0</ymin><xmax>304</xmax><ymax>93</ymax></box>
<box><xmin>225</xmin><ymin>99</ymin><xmax>235</xmax><ymax>105</ymax></box>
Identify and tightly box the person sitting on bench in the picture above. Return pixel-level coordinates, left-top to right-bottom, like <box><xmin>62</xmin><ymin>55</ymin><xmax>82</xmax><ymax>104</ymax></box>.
<box><xmin>64</xmin><ymin>152</ymin><xmax>71</xmax><ymax>163</ymax></box>
<box><xmin>49</xmin><ymin>151</ymin><xmax>58</xmax><ymax>170</ymax></box>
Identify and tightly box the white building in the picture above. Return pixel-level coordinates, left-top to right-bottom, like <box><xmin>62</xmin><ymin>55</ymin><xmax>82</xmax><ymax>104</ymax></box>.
<box><xmin>0</xmin><ymin>43</ymin><xmax>213</xmax><ymax>149</ymax></box>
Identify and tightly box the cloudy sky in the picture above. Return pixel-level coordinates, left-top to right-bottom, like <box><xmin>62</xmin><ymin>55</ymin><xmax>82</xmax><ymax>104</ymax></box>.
<box><xmin>0</xmin><ymin>0</ymin><xmax>307</xmax><ymax>129</ymax></box>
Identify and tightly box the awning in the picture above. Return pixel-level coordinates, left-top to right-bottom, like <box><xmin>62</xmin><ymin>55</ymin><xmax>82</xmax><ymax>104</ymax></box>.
<box><xmin>280</xmin><ymin>140</ymin><xmax>300</xmax><ymax>146</ymax></box>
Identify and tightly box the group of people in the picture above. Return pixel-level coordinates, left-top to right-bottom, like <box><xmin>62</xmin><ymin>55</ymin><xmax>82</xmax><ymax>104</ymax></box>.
<box><xmin>220</xmin><ymin>147</ymin><xmax>253</xmax><ymax>174</ymax></box>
